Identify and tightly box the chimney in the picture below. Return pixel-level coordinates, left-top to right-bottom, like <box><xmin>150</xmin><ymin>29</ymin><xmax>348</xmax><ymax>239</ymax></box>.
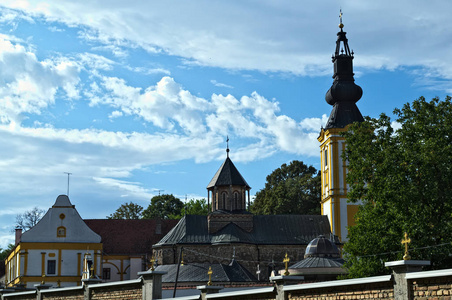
<box><xmin>15</xmin><ymin>228</ymin><xmax>22</xmax><ymax>246</ymax></box>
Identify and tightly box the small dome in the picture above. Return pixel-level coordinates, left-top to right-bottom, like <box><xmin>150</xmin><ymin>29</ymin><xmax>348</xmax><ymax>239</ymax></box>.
<box><xmin>52</xmin><ymin>195</ymin><xmax>73</xmax><ymax>207</ymax></box>
<box><xmin>304</xmin><ymin>235</ymin><xmax>340</xmax><ymax>259</ymax></box>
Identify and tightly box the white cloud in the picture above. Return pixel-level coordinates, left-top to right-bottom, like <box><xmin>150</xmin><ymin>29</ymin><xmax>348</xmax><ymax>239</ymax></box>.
<box><xmin>0</xmin><ymin>36</ymin><xmax>80</xmax><ymax>124</ymax></box>
<box><xmin>211</xmin><ymin>80</ymin><xmax>233</xmax><ymax>89</ymax></box>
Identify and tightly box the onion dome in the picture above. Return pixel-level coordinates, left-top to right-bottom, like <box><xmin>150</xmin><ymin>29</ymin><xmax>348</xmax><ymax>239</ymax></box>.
<box><xmin>304</xmin><ymin>235</ymin><xmax>341</xmax><ymax>259</ymax></box>
<box><xmin>324</xmin><ymin>11</ymin><xmax>364</xmax><ymax>129</ymax></box>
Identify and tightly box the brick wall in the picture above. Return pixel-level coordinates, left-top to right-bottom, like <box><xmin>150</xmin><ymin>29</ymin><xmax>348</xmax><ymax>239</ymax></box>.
<box><xmin>411</xmin><ymin>275</ymin><xmax>452</xmax><ymax>299</ymax></box>
<box><xmin>90</xmin><ymin>282</ymin><xmax>142</xmax><ymax>300</ymax></box>
<box><xmin>42</xmin><ymin>290</ymin><xmax>84</xmax><ymax>300</ymax></box>
<box><xmin>288</xmin><ymin>282</ymin><xmax>394</xmax><ymax>300</ymax></box>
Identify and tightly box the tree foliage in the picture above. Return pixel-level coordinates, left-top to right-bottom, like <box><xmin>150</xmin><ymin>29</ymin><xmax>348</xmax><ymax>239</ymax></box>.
<box><xmin>142</xmin><ymin>194</ymin><xmax>184</xmax><ymax>219</ymax></box>
<box><xmin>251</xmin><ymin>160</ymin><xmax>320</xmax><ymax>215</ymax></box>
<box><xmin>0</xmin><ymin>244</ymin><xmax>15</xmax><ymax>261</ymax></box>
<box><xmin>107</xmin><ymin>202</ymin><xmax>144</xmax><ymax>219</ymax></box>
<box><xmin>15</xmin><ymin>207</ymin><xmax>45</xmax><ymax>231</ymax></box>
<box><xmin>342</xmin><ymin>96</ymin><xmax>452</xmax><ymax>278</ymax></box>
<box><xmin>180</xmin><ymin>198</ymin><xmax>209</xmax><ymax>216</ymax></box>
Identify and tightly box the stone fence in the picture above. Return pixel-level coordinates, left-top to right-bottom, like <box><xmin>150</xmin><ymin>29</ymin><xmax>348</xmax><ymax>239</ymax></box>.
<box><xmin>1</xmin><ymin>260</ymin><xmax>452</xmax><ymax>300</ymax></box>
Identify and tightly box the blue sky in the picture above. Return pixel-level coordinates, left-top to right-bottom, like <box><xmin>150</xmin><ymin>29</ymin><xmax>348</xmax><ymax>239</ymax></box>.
<box><xmin>0</xmin><ymin>0</ymin><xmax>451</xmax><ymax>248</ymax></box>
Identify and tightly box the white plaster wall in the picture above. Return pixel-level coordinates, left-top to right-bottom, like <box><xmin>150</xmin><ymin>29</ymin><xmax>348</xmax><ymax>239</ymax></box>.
<box><xmin>129</xmin><ymin>257</ymin><xmax>143</xmax><ymax>279</ymax></box>
<box><xmin>340</xmin><ymin>198</ymin><xmax>349</xmax><ymax>242</ymax></box>
<box><xmin>322</xmin><ymin>200</ymin><xmax>332</xmax><ymax>231</ymax></box>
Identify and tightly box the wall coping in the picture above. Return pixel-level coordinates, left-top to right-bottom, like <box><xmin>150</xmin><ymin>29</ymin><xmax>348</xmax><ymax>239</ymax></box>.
<box><xmin>284</xmin><ymin>275</ymin><xmax>392</xmax><ymax>292</ymax></box>
<box><xmin>3</xmin><ymin>290</ymin><xmax>36</xmax><ymax>297</ymax></box>
<box><xmin>40</xmin><ymin>285</ymin><xmax>83</xmax><ymax>293</ymax></box>
<box><xmin>406</xmin><ymin>268</ymin><xmax>452</xmax><ymax>280</ymax></box>
<box><xmin>89</xmin><ymin>278</ymin><xmax>142</xmax><ymax>289</ymax></box>
<box><xmin>206</xmin><ymin>287</ymin><xmax>275</xmax><ymax>299</ymax></box>
<box><xmin>164</xmin><ymin>295</ymin><xmax>200</xmax><ymax>300</ymax></box>
<box><xmin>384</xmin><ymin>260</ymin><xmax>431</xmax><ymax>267</ymax></box>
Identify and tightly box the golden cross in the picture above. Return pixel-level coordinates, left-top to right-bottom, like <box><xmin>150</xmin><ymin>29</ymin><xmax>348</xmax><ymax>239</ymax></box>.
<box><xmin>90</xmin><ymin>265</ymin><xmax>95</xmax><ymax>278</ymax></box>
<box><xmin>181</xmin><ymin>251</ymin><xmax>184</xmax><ymax>266</ymax></box>
<box><xmin>150</xmin><ymin>255</ymin><xmax>156</xmax><ymax>271</ymax></box>
<box><xmin>339</xmin><ymin>9</ymin><xmax>344</xmax><ymax>29</ymax></box>
<box><xmin>207</xmin><ymin>266</ymin><xmax>213</xmax><ymax>286</ymax></box>
<box><xmin>57</xmin><ymin>280</ymin><xmax>61</xmax><ymax>287</ymax></box>
<box><xmin>41</xmin><ymin>274</ymin><xmax>46</xmax><ymax>285</ymax></box>
<box><xmin>402</xmin><ymin>232</ymin><xmax>411</xmax><ymax>260</ymax></box>
<box><xmin>283</xmin><ymin>253</ymin><xmax>290</xmax><ymax>276</ymax></box>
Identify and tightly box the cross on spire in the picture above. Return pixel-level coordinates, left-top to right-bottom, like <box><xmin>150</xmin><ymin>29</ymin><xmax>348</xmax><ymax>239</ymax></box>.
<box><xmin>339</xmin><ymin>9</ymin><xmax>344</xmax><ymax>30</ymax></box>
<box><xmin>226</xmin><ymin>136</ymin><xmax>230</xmax><ymax>157</ymax></box>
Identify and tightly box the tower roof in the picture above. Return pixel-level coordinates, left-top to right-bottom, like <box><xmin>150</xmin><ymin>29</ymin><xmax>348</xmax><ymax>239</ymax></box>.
<box><xmin>207</xmin><ymin>156</ymin><xmax>250</xmax><ymax>189</ymax></box>
<box><xmin>324</xmin><ymin>12</ymin><xmax>363</xmax><ymax>129</ymax></box>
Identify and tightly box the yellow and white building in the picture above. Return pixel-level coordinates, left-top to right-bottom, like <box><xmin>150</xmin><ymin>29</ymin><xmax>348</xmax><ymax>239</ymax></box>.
<box><xmin>319</xmin><ymin>20</ymin><xmax>364</xmax><ymax>242</ymax></box>
<box><xmin>5</xmin><ymin>195</ymin><xmax>102</xmax><ymax>288</ymax></box>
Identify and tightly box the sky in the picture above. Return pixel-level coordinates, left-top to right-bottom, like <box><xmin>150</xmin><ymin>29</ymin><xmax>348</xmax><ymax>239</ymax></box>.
<box><xmin>0</xmin><ymin>0</ymin><xmax>451</xmax><ymax>248</ymax></box>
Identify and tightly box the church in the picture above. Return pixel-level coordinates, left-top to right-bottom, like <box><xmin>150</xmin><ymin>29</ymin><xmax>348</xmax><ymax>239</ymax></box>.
<box><xmin>152</xmin><ymin>16</ymin><xmax>364</xmax><ymax>283</ymax></box>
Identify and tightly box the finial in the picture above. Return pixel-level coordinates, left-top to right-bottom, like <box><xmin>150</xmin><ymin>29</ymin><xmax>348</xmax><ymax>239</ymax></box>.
<box><xmin>150</xmin><ymin>255</ymin><xmax>156</xmax><ymax>271</ymax></box>
<box><xmin>41</xmin><ymin>273</ymin><xmax>46</xmax><ymax>285</ymax></box>
<box><xmin>226</xmin><ymin>136</ymin><xmax>230</xmax><ymax>158</ymax></box>
<box><xmin>207</xmin><ymin>266</ymin><xmax>213</xmax><ymax>286</ymax></box>
<box><xmin>339</xmin><ymin>9</ymin><xmax>344</xmax><ymax>30</ymax></box>
<box><xmin>283</xmin><ymin>253</ymin><xmax>290</xmax><ymax>276</ymax></box>
<box><xmin>402</xmin><ymin>232</ymin><xmax>411</xmax><ymax>260</ymax></box>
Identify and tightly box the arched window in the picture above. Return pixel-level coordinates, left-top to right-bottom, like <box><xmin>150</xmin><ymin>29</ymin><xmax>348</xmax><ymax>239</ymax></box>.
<box><xmin>57</xmin><ymin>226</ymin><xmax>66</xmax><ymax>237</ymax></box>
<box><xmin>221</xmin><ymin>192</ymin><xmax>227</xmax><ymax>209</ymax></box>
<box><xmin>234</xmin><ymin>192</ymin><xmax>239</xmax><ymax>210</ymax></box>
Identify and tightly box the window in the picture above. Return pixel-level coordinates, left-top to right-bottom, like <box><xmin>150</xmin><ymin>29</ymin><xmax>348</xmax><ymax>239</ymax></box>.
<box><xmin>57</xmin><ymin>226</ymin><xmax>66</xmax><ymax>237</ymax></box>
<box><xmin>221</xmin><ymin>192</ymin><xmax>227</xmax><ymax>209</ymax></box>
<box><xmin>103</xmin><ymin>268</ymin><xmax>111</xmax><ymax>280</ymax></box>
<box><xmin>324</xmin><ymin>149</ymin><xmax>328</xmax><ymax>167</ymax></box>
<box><xmin>47</xmin><ymin>260</ymin><xmax>56</xmax><ymax>275</ymax></box>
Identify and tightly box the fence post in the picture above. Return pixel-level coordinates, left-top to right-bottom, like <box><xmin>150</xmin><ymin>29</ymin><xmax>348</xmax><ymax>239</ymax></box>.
<box><xmin>34</xmin><ymin>283</ymin><xmax>52</xmax><ymax>300</ymax></box>
<box><xmin>385</xmin><ymin>260</ymin><xmax>430</xmax><ymax>300</ymax></box>
<box><xmin>138</xmin><ymin>270</ymin><xmax>166</xmax><ymax>300</ymax></box>
<box><xmin>270</xmin><ymin>275</ymin><xmax>304</xmax><ymax>300</ymax></box>
<box><xmin>197</xmin><ymin>285</ymin><xmax>223</xmax><ymax>300</ymax></box>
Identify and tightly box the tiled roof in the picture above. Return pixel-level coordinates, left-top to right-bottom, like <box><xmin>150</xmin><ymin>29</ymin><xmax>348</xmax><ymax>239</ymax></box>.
<box><xmin>156</xmin><ymin>260</ymin><xmax>257</xmax><ymax>283</ymax></box>
<box><xmin>155</xmin><ymin>214</ymin><xmax>334</xmax><ymax>246</ymax></box>
<box><xmin>207</xmin><ymin>157</ymin><xmax>250</xmax><ymax>188</ymax></box>
<box><xmin>84</xmin><ymin>219</ymin><xmax>179</xmax><ymax>255</ymax></box>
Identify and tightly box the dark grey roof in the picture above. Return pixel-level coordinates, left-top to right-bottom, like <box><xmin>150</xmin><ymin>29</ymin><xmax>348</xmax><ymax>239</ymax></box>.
<box><xmin>154</xmin><ymin>214</ymin><xmax>333</xmax><ymax>246</ymax></box>
<box><xmin>324</xmin><ymin>101</ymin><xmax>364</xmax><ymax>129</ymax></box>
<box><xmin>207</xmin><ymin>157</ymin><xmax>250</xmax><ymax>188</ymax></box>
<box><xmin>290</xmin><ymin>257</ymin><xmax>344</xmax><ymax>269</ymax></box>
<box><xmin>304</xmin><ymin>235</ymin><xmax>341</xmax><ymax>258</ymax></box>
<box><xmin>155</xmin><ymin>261</ymin><xmax>256</xmax><ymax>283</ymax></box>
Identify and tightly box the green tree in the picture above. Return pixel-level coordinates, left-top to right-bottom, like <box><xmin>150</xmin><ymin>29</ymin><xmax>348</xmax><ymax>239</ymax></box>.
<box><xmin>0</xmin><ymin>244</ymin><xmax>15</xmax><ymax>261</ymax></box>
<box><xmin>107</xmin><ymin>202</ymin><xmax>144</xmax><ymax>219</ymax></box>
<box><xmin>15</xmin><ymin>207</ymin><xmax>45</xmax><ymax>231</ymax></box>
<box><xmin>250</xmin><ymin>160</ymin><xmax>320</xmax><ymax>215</ymax></box>
<box><xmin>142</xmin><ymin>194</ymin><xmax>184</xmax><ymax>219</ymax></box>
<box><xmin>180</xmin><ymin>198</ymin><xmax>209</xmax><ymax>216</ymax></box>
<box><xmin>342</xmin><ymin>96</ymin><xmax>452</xmax><ymax>278</ymax></box>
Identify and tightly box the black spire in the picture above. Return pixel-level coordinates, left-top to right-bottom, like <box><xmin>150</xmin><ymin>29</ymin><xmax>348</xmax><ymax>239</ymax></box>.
<box><xmin>324</xmin><ymin>11</ymin><xmax>363</xmax><ymax>129</ymax></box>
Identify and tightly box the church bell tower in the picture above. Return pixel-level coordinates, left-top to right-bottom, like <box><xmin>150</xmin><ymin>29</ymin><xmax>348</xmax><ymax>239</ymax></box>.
<box><xmin>318</xmin><ymin>12</ymin><xmax>364</xmax><ymax>242</ymax></box>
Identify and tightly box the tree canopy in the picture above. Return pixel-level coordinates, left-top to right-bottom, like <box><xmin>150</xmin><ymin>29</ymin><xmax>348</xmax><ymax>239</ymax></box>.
<box><xmin>142</xmin><ymin>194</ymin><xmax>184</xmax><ymax>219</ymax></box>
<box><xmin>342</xmin><ymin>96</ymin><xmax>452</xmax><ymax>278</ymax></box>
<box><xmin>107</xmin><ymin>202</ymin><xmax>144</xmax><ymax>219</ymax></box>
<box><xmin>15</xmin><ymin>207</ymin><xmax>45</xmax><ymax>231</ymax></box>
<box><xmin>251</xmin><ymin>160</ymin><xmax>320</xmax><ymax>215</ymax></box>
<box><xmin>0</xmin><ymin>244</ymin><xmax>15</xmax><ymax>261</ymax></box>
<box><xmin>180</xmin><ymin>198</ymin><xmax>209</xmax><ymax>216</ymax></box>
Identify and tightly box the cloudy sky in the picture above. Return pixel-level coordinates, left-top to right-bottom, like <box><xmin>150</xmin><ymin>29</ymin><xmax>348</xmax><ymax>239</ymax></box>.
<box><xmin>0</xmin><ymin>0</ymin><xmax>451</xmax><ymax>248</ymax></box>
